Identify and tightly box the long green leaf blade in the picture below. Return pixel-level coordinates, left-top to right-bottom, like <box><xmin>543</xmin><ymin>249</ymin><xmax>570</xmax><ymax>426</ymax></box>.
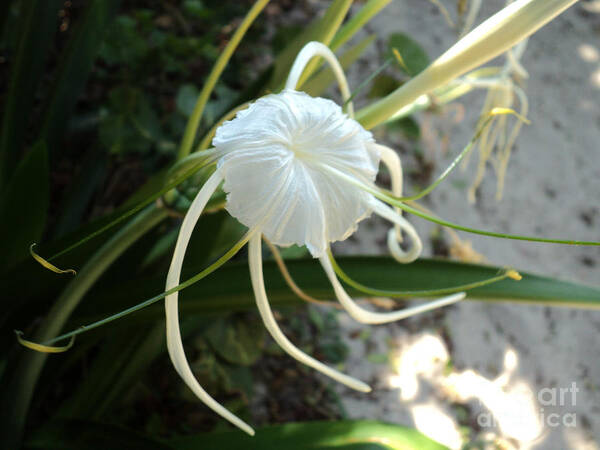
<box><xmin>330</xmin><ymin>0</ymin><xmax>392</xmax><ymax>51</ymax></box>
<box><xmin>73</xmin><ymin>257</ymin><xmax>600</xmax><ymax>326</ymax></box>
<box><xmin>24</xmin><ymin>419</ymin><xmax>173</xmax><ymax>450</ymax></box>
<box><xmin>40</xmin><ymin>0</ymin><xmax>120</xmax><ymax>156</ymax></box>
<box><xmin>0</xmin><ymin>0</ymin><xmax>61</xmax><ymax>186</ymax></box>
<box><xmin>171</xmin><ymin>420</ymin><xmax>447</xmax><ymax>450</ymax></box>
<box><xmin>0</xmin><ymin>141</ymin><xmax>49</xmax><ymax>270</ymax></box>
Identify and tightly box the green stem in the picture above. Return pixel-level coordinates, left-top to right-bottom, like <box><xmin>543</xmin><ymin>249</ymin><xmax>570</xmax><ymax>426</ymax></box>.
<box><xmin>176</xmin><ymin>0</ymin><xmax>270</xmax><ymax>161</ymax></box>
<box><xmin>43</xmin><ymin>231</ymin><xmax>251</xmax><ymax>346</ymax></box>
<box><xmin>48</xmin><ymin>149</ymin><xmax>217</xmax><ymax>261</ymax></box>
<box><xmin>398</xmin><ymin>113</ymin><xmax>499</xmax><ymax>201</ymax></box>
<box><xmin>329</xmin><ymin>250</ymin><xmax>516</xmax><ymax>297</ymax></box>
<box><xmin>325</xmin><ymin>166</ymin><xmax>600</xmax><ymax>246</ymax></box>
<box><xmin>1</xmin><ymin>205</ymin><xmax>167</xmax><ymax>449</ymax></box>
<box><xmin>329</xmin><ymin>0</ymin><xmax>392</xmax><ymax>51</ymax></box>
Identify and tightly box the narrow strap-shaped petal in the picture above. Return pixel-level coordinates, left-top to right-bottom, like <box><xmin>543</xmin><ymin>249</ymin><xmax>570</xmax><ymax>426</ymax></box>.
<box><xmin>248</xmin><ymin>234</ymin><xmax>371</xmax><ymax>393</ymax></box>
<box><xmin>285</xmin><ymin>41</ymin><xmax>354</xmax><ymax>117</ymax></box>
<box><xmin>320</xmin><ymin>252</ymin><xmax>465</xmax><ymax>325</ymax></box>
<box><xmin>369</xmin><ymin>196</ymin><xmax>423</xmax><ymax>264</ymax></box>
<box><xmin>165</xmin><ymin>170</ymin><xmax>255</xmax><ymax>436</ymax></box>
<box><xmin>371</xmin><ymin>142</ymin><xmax>404</xmax><ymax>244</ymax></box>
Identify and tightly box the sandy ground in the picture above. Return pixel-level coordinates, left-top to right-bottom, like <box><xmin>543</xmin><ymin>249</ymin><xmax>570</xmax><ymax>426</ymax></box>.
<box><xmin>325</xmin><ymin>1</ymin><xmax>600</xmax><ymax>449</ymax></box>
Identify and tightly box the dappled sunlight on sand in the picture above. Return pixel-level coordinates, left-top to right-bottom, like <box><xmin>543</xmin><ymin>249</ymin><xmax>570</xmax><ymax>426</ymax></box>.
<box><xmin>387</xmin><ymin>333</ymin><xmax>448</xmax><ymax>401</ymax></box>
<box><xmin>563</xmin><ymin>426</ymin><xmax>600</xmax><ymax>450</ymax></box>
<box><xmin>387</xmin><ymin>334</ymin><xmax>548</xmax><ymax>449</ymax></box>
<box><xmin>577</xmin><ymin>43</ymin><xmax>600</xmax><ymax>89</ymax></box>
<box><xmin>411</xmin><ymin>403</ymin><xmax>463</xmax><ymax>450</ymax></box>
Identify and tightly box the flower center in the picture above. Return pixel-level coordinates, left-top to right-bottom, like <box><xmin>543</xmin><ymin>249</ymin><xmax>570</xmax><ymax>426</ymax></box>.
<box><xmin>213</xmin><ymin>89</ymin><xmax>379</xmax><ymax>256</ymax></box>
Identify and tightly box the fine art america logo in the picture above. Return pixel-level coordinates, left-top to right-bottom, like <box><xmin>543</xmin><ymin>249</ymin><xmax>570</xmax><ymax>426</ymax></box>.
<box><xmin>477</xmin><ymin>382</ymin><xmax>579</xmax><ymax>429</ymax></box>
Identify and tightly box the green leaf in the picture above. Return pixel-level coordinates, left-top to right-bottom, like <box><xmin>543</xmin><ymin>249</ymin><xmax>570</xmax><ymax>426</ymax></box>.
<box><xmin>40</xmin><ymin>0</ymin><xmax>120</xmax><ymax>156</ymax></box>
<box><xmin>387</xmin><ymin>33</ymin><xmax>430</xmax><ymax>76</ymax></box>
<box><xmin>176</xmin><ymin>84</ymin><xmax>200</xmax><ymax>117</ymax></box>
<box><xmin>386</xmin><ymin>116</ymin><xmax>421</xmax><ymax>141</ymax></box>
<box><xmin>73</xmin><ymin>257</ymin><xmax>600</xmax><ymax>328</ymax></box>
<box><xmin>24</xmin><ymin>420</ymin><xmax>173</xmax><ymax>450</ymax></box>
<box><xmin>55</xmin><ymin>324</ymin><xmax>165</xmax><ymax>420</ymax></box>
<box><xmin>0</xmin><ymin>141</ymin><xmax>49</xmax><ymax>270</ymax></box>
<box><xmin>51</xmin><ymin>147</ymin><xmax>108</xmax><ymax>238</ymax></box>
<box><xmin>0</xmin><ymin>0</ymin><xmax>61</xmax><ymax>186</ymax></box>
<box><xmin>171</xmin><ymin>420</ymin><xmax>448</xmax><ymax>450</ymax></box>
<box><xmin>205</xmin><ymin>317</ymin><xmax>265</xmax><ymax>366</ymax></box>
<box><xmin>99</xmin><ymin>87</ymin><xmax>162</xmax><ymax>155</ymax></box>
<box><xmin>367</xmin><ymin>74</ymin><xmax>401</xmax><ymax>99</ymax></box>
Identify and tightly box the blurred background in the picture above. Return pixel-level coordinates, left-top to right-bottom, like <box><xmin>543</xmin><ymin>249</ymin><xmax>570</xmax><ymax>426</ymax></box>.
<box><xmin>1</xmin><ymin>1</ymin><xmax>599</xmax><ymax>449</ymax></box>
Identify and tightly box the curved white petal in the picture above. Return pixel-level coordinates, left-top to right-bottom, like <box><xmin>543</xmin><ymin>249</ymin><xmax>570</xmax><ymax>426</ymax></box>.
<box><xmin>248</xmin><ymin>234</ymin><xmax>371</xmax><ymax>393</ymax></box>
<box><xmin>320</xmin><ymin>253</ymin><xmax>466</xmax><ymax>325</ymax></box>
<box><xmin>215</xmin><ymin>90</ymin><xmax>378</xmax><ymax>257</ymax></box>
<box><xmin>372</xmin><ymin>143</ymin><xmax>404</xmax><ymax>243</ymax></box>
<box><xmin>369</xmin><ymin>197</ymin><xmax>423</xmax><ymax>264</ymax></box>
<box><xmin>165</xmin><ymin>170</ymin><xmax>255</xmax><ymax>436</ymax></box>
<box><xmin>285</xmin><ymin>41</ymin><xmax>354</xmax><ymax>117</ymax></box>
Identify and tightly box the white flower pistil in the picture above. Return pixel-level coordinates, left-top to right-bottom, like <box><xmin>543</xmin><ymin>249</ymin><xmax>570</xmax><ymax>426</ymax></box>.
<box><xmin>165</xmin><ymin>41</ymin><xmax>465</xmax><ymax>435</ymax></box>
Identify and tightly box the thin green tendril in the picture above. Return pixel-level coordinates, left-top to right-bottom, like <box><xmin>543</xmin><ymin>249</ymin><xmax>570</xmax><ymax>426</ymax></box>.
<box><xmin>396</xmin><ymin>108</ymin><xmax>527</xmax><ymax>201</ymax></box>
<box><xmin>324</xmin><ymin>165</ymin><xmax>600</xmax><ymax>246</ymax></box>
<box><xmin>45</xmin><ymin>151</ymin><xmax>219</xmax><ymax>262</ymax></box>
<box><xmin>328</xmin><ymin>250</ymin><xmax>518</xmax><ymax>298</ymax></box>
<box><xmin>38</xmin><ymin>232</ymin><xmax>251</xmax><ymax>349</ymax></box>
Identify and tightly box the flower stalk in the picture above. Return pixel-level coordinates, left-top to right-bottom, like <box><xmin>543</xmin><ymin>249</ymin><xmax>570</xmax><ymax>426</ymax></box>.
<box><xmin>357</xmin><ymin>0</ymin><xmax>579</xmax><ymax>129</ymax></box>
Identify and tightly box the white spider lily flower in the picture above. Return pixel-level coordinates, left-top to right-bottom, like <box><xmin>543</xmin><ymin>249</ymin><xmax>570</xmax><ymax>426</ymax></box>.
<box><xmin>164</xmin><ymin>41</ymin><xmax>464</xmax><ymax>436</ymax></box>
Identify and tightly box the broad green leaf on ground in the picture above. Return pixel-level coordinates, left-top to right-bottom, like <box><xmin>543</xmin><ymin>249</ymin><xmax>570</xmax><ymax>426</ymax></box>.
<box><xmin>205</xmin><ymin>316</ymin><xmax>265</xmax><ymax>366</ymax></box>
<box><xmin>367</xmin><ymin>74</ymin><xmax>401</xmax><ymax>99</ymax></box>
<box><xmin>386</xmin><ymin>116</ymin><xmax>421</xmax><ymax>140</ymax></box>
<box><xmin>387</xmin><ymin>32</ymin><xmax>429</xmax><ymax>76</ymax></box>
<box><xmin>171</xmin><ymin>420</ymin><xmax>447</xmax><ymax>450</ymax></box>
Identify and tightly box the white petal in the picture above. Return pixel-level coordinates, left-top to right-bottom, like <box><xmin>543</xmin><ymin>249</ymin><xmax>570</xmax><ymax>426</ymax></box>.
<box><xmin>373</xmin><ymin>142</ymin><xmax>404</xmax><ymax>244</ymax></box>
<box><xmin>320</xmin><ymin>253</ymin><xmax>465</xmax><ymax>325</ymax></box>
<box><xmin>248</xmin><ymin>234</ymin><xmax>371</xmax><ymax>392</ymax></box>
<box><xmin>370</xmin><ymin>197</ymin><xmax>423</xmax><ymax>264</ymax></box>
<box><xmin>215</xmin><ymin>90</ymin><xmax>379</xmax><ymax>256</ymax></box>
<box><xmin>285</xmin><ymin>41</ymin><xmax>354</xmax><ymax>117</ymax></box>
<box><xmin>165</xmin><ymin>170</ymin><xmax>255</xmax><ymax>436</ymax></box>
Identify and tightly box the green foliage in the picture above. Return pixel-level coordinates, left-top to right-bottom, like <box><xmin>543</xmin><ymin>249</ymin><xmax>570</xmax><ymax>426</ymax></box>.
<box><xmin>0</xmin><ymin>142</ymin><xmax>49</xmax><ymax>270</ymax></box>
<box><xmin>0</xmin><ymin>0</ymin><xmax>61</xmax><ymax>186</ymax></box>
<box><xmin>1</xmin><ymin>0</ymin><xmax>596</xmax><ymax>448</ymax></box>
<box><xmin>387</xmin><ymin>116</ymin><xmax>421</xmax><ymax>140</ymax></box>
<box><xmin>368</xmin><ymin>74</ymin><xmax>401</xmax><ymax>99</ymax></box>
<box><xmin>387</xmin><ymin>32</ymin><xmax>430</xmax><ymax>76</ymax></box>
<box><xmin>73</xmin><ymin>258</ymin><xmax>600</xmax><ymax>327</ymax></box>
<box><xmin>205</xmin><ymin>316</ymin><xmax>265</xmax><ymax>366</ymax></box>
<box><xmin>24</xmin><ymin>419</ymin><xmax>447</xmax><ymax>450</ymax></box>
<box><xmin>171</xmin><ymin>420</ymin><xmax>448</xmax><ymax>450</ymax></box>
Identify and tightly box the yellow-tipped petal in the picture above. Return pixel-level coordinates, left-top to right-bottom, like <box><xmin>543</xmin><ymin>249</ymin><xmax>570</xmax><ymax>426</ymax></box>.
<box><xmin>15</xmin><ymin>330</ymin><xmax>74</xmax><ymax>353</ymax></box>
<box><xmin>30</xmin><ymin>243</ymin><xmax>76</xmax><ymax>275</ymax></box>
